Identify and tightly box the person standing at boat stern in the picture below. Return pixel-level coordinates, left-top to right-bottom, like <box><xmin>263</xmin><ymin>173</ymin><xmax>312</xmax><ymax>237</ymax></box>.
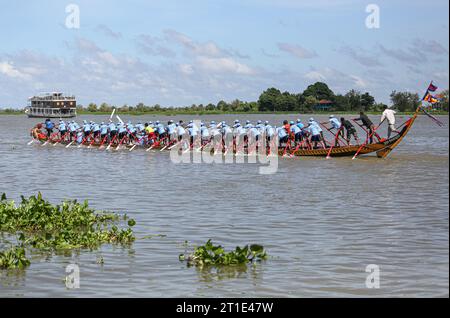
<box><xmin>380</xmin><ymin>105</ymin><xmax>399</xmax><ymax>139</ymax></box>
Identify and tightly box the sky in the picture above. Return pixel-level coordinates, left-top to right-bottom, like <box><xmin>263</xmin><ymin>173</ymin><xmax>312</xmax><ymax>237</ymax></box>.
<box><xmin>0</xmin><ymin>0</ymin><xmax>448</xmax><ymax>108</ymax></box>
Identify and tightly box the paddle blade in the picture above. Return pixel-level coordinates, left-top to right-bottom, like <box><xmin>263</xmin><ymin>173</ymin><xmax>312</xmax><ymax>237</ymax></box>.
<box><xmin>109</xmin><ymin>108</ymin><xmax>116</xmax><ymax>120</ymax></box>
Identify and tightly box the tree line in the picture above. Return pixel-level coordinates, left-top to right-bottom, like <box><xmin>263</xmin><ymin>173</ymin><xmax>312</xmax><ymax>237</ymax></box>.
<box><xmin>72</xmin><ymin>82</ymin><xmax>448</xmax><ymax>113</ymax></box>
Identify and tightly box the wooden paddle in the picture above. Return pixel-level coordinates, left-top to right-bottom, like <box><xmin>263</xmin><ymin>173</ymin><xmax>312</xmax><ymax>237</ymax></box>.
<box><xmin>326</xmin><ymin>126</ymin><xmax>343</xmax><ymax>159</ymax></box>
<box><xmin>352</xmin><ymin>119</ymin><xmax>385</xmax><ymax>160</ymax></box>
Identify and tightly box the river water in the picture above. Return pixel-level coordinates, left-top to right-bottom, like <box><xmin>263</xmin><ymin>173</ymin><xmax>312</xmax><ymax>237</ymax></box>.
<box><xmin>0</xmin><ymin>113</ymin><xmax>448</xmax><ymax>297</ymax></box>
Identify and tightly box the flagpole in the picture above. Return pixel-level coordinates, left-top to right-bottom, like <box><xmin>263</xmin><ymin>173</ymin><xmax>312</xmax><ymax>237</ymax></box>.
<box><xmin>421</xmin><ymin>80</ymin><xmax>433</xmax><ymax>101</ymax></box>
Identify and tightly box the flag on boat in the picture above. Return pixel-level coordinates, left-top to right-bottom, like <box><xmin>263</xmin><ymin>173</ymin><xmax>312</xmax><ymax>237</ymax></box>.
<box><xmin>423</xmin><ymin>92</ymin><xmax>439</xmax><ymax>104</ymax></box>
<box><xmin>427</xmin><ymin>82</ymin><xmax>438</xmax><ymax>92</ymax></box>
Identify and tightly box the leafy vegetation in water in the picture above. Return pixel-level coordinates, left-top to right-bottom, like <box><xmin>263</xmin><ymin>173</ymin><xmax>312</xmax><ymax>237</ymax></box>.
<box><xmin>179</xmin><ymin>240</ymin><xmax>268</xmax><ymax>267</ymax></box>
<box><xmin>0</xmin><ymin>245</ymin><xmax>31</xmax><ymax>269</ymax></box>
<box><xmin>0</xmin><ymin>193</ymin><xmax>136</xmax><ymax>269</ymax></box>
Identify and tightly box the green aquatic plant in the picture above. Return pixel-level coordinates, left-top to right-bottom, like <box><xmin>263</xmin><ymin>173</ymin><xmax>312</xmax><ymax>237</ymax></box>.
<box><xmin>0</xmin><ymin>193</ymin><xmax>136</xmax><ymax>269</ymax></box>
<box><xmin>0</xmin><ymin>245</ymin><xmax>31</xmax><ymax>269</ymax></box>
<box><xmin>179</xmin><ymin>240</ymin><xmax>268</xmax><ymax>267</ymax></box>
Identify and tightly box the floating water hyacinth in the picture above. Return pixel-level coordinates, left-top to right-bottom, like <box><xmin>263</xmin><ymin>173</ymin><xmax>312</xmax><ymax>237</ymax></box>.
<box><xmin>0</xmin><ymin>193</ymin><xmax>136</xmax><ymax>269</ymax></box>
<box><xmin>179</xmin><ymin>240</ymin><xmax>268</xmax><ymax>267</ymax></box>
<box><xmin>0</xmin><ymin>245</ymin><xmax>31</xmax><ymax>269</ymax></box>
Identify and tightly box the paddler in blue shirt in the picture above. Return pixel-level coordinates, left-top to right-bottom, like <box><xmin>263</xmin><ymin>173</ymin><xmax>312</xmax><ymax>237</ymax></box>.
<box><xmin>155</xmin><ymin>121</ymin><xmax>166</xmax><ymax>140</ymax></box>
<box><xmin>276</xmin><ymin>124</ymin><xmax>289</xmax><ymax>144</ymax></box>
<box><xmin>82</xmin><ymin>120</ymin><xmax>91</xmax><ymax>139</ymax></box>
<box><xmin>117</xmin><ymin>122</ymin><xmax>127</xmax><ymax>140</ymax></box>
<box><xmin>58</xmin><ymin>120</ymin><xmax>67</xmax><ymax>140</ymax></box>
<box><xmin>200</xmin><ymin>123</ymin><xmax>210</xmax><ymax>144</ymax></box>
<box><xmin>44</xmin><ymin>118</ymin><xmax>55</xmax><ymax>138</ymax></box>
<box><xmin>108</xmin><ymin>121</ymin><xmax>117</xmax><ymax>141</ymax></box>
<box><xmin>76</xmin><ymin>131</ymin><xmax>83</xmax><ymax>144</ymax></box>
<box><xmin>187</xmin><ymin>122</ymin><xmax>198</xmax><ymax>146</ymax></box>
<box><xmin>100</xmin><ymin>122</ymin><xmax>108</xmax><ymax>142</ymax></box>
<box><xmin>322</xmin><ymin>115</ymin><xmax>343</xmax><ymax>146</ymax></box>
<box><xmin>92</xmin><ymin>122</ymin><xmax>100</xmax><ymax>139</ymax></box>
<box><xmin>290</xmin><ymin>120</ymin><xmax>303</xmax><ymax>143</ymax></box>
<box><xmin>307</xmin><ymin>118</ymin><xmax>326</xmax><ymax>149</ymax></box>
<box><xmin>176</xmin><ymin>122</ymin><xmax>186</xmax><ymax>141</ymax></box>
<box><xmin>264</xmin><ymin>121</ymin><xmax>275</xmax><ymax>142</ymax></box>
<box><xmin>166</xmin><ymin>120</ymin><xmax>176</xmax><ymax>141</ymax></box>
<box><xmin>127</xmin><ymin>121</ymin><xmax>137</xmax><ymax>143</ymax></box>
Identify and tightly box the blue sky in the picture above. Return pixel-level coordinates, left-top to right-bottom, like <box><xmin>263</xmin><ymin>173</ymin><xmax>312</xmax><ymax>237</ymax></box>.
<box><xmin>0</xmin><ymin>0</ymin><xmax>448</xmax><ymax>108</ymax></box>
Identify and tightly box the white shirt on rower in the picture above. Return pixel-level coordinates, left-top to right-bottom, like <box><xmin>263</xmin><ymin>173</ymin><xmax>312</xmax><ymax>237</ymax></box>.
<box><xmin>381</xmin><ymin>108</ymin><xmax>397</xmax><ymax>125</ymax></box>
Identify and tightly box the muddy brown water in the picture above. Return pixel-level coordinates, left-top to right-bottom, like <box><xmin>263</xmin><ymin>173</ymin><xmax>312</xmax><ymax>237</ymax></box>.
<box><xmin>0</xmin><ymin>114</ymin><xmax>448</xmax><ymax>297</ymax></box>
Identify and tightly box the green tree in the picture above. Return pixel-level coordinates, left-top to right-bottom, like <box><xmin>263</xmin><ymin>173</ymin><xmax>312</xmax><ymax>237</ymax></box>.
<box><xmin>295</xmin><ymin>93</ymin><xmax>305</xmax><ymax>112</ymax></box>
<box><xmin>334</xmin><ymin>94</ymin><xmax>349</xmax><ymax>111</ymax></box>
<box><xmin>390</xmin><ymin>91</ymin><xmax>420</xmax><ymax>112</ymax></box>
<box><xmin>230</xmin><ymin>99</ymin><xmax>242</xmax><ymax>112</ymax></box>
<box><xmin>304</xmin><ymin>96</ymin><xmax>318</xmax><ymax>112</ymax></box>
<box><xmin>345</xmin><ymin>89</ymin><xmax>361</xmax><ymax>111</ymax></box>
<box><xmin>135</xmin><ymin>102</ymin><xmax>146</xmax><ymax>112</ymax></box>
<box><xmin>87</xmin><ymin>103</ymin><xmax>97</xmax><ymax>112</ymax></box>
<box><xmin>258</xmin><ymin>88</ymin><xmax>282</xmax><ymax>112</ymax></box>
<box><xmin>302</xmin><ymin>82</ymin><xmax>335</xmax><ymax>101</ymax></box>
<box><xmin>439</xmin><ymin>89</ymin><xmax>449</xmax><ymax>111</ymax></box>
<box><xmin>360</xmin><ymin>92</ymin><xmax>375</xmax><ymax>111</ymax></box>
<box><xmin>278</xmin><ymin>91</ymin><xmax>297</xmax><ymax>111</ymax></box>
<box><xmin>217</xmin><ymin>100</ymin><xmax>230</xmax><ymax>111</ymax></box>
<box><xmin>205</xmin><ymin>103</ymin><xmax>216</xmax><ymax>111</ymax></box>
<box><xmin>99</xmin><ymin>103</ymin><xmax>111</xmax><ymax>112</ymax></box>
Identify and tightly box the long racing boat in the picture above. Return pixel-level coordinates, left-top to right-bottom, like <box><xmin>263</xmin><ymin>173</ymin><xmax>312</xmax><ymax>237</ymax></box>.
<box><xmin>29</xmin><ymin>105</ymin><xmax>441</xmax><ymax>159</ymax></box>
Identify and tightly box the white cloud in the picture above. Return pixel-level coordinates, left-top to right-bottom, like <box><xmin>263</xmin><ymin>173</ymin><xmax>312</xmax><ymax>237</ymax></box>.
<box><xmin>350</xmin><ymin>75</ymin><xmax>368</xmax><ymax>88</ymax></box>
<box><xmin>164</xmin><ymin>29</ymin><xmax>229</xmax><ymax>58</ymax></box>
<box><xmin>179</xmin><ymin>64</ymin><xmax>194</xmax><ymax>75</ymax></box>
<box><xmin>0</xmin><ymin>61</ymin><xmax>31</xmax><ymax>80</ymax></box>
<box><xmin>98</xmin><ymin>51</ymin><xmax>120</xmax><ymax>66</ymax></box>
<box><xmin>277</xmin><ymin>42</ymin><xmax>318</xmax><ymax>59</ymax></box>
<box><xmin>304</xmin><ymin>70</ymin><xmax>326</xmax><ymax>81</ymax></box>
<box><xmin>96</xmin><ymin>24</ymin><xmax>122</xmax><ymax>39</ymax></box>
<box><xmin>196</xmin><ymin>57</ymin><xmax>255</xmax><ymax>75</ymax></box>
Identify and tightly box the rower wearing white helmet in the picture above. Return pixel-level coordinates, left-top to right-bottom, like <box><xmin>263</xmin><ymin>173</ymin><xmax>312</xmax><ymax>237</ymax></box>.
<box><xmin>92</xmin><ymin>121</ymin><xmax>101</xmax><ymax>140</ymax></box>
<box><xmin>209</xmin><ymin>121</ymin><xmax>221</xmax><ymax>139</ymax></box>
<box><xmin>255</xmin><ymin>120</ymin><xmax>265</xmax><ymax>133</ymax></box>
<box><xmin>322</xmin><ymin>115</ymin><xmax>343</xmax><ymax>147</ymax></box>
<box><xmin>100</xmin><ymin>122</ymin><xmax>108</xmax><ymax>141</ymax></box>
<box><xmin>306</xmin><ymin>118</ymin><xmax>326</xmax><ymax>149</ymax></box>
<box><xmin>200</xmin><ymin>123</ymin><xmax>210</xmax><ymax>143</ymax></box>
<box><xmin>244</xmin><ymin>120</ymin><xmax>252</xmax><ymax>130</ymax></box>
<box><xmin>58</xmin><ymin>120</ymin><xmax>67</xmax><ymax>139</ymax></box>
<box><xmin>233</xmin><ymin>120</ymin><xmax>245</xmax><ymax>137</ymax></box>
<box><xmin>290</xmin><ymin>120</ymin><xmax>302</xmax><ymax>143</ymax></box>
<box><xmin>176</xmin><ymin>122</ymin><xmax>186</xmax><ymax>141</ymax></box>
<box><xmin>187</xmin><ymin>122</ymin><xmax>198</xmax><ymax>146</ymax></box>
<box><xmin>82</xmin><ymin>120</ymin><xmax>91</xmax><ymax>138</ymax></box>
<box><xmin>264</xmin><ymin>121</ymin><xmax>275</xmax><ymax>142</ymax></box>
<box><xmin>166</xmin><ymin>120</ymin><xmax>176</xmax><ymax>141</ymax></box>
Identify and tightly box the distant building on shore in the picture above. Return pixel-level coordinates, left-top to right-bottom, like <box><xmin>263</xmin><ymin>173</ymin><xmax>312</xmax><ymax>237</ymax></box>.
<box><xmin>25</xmin><ymin>92</ymin><xmax>77</xmax><ymax>118</ymax></box>
<box><xmin>314</xmin><ymin>99</ymin><xmax>333</xmax><ymax>111</ymax></box>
